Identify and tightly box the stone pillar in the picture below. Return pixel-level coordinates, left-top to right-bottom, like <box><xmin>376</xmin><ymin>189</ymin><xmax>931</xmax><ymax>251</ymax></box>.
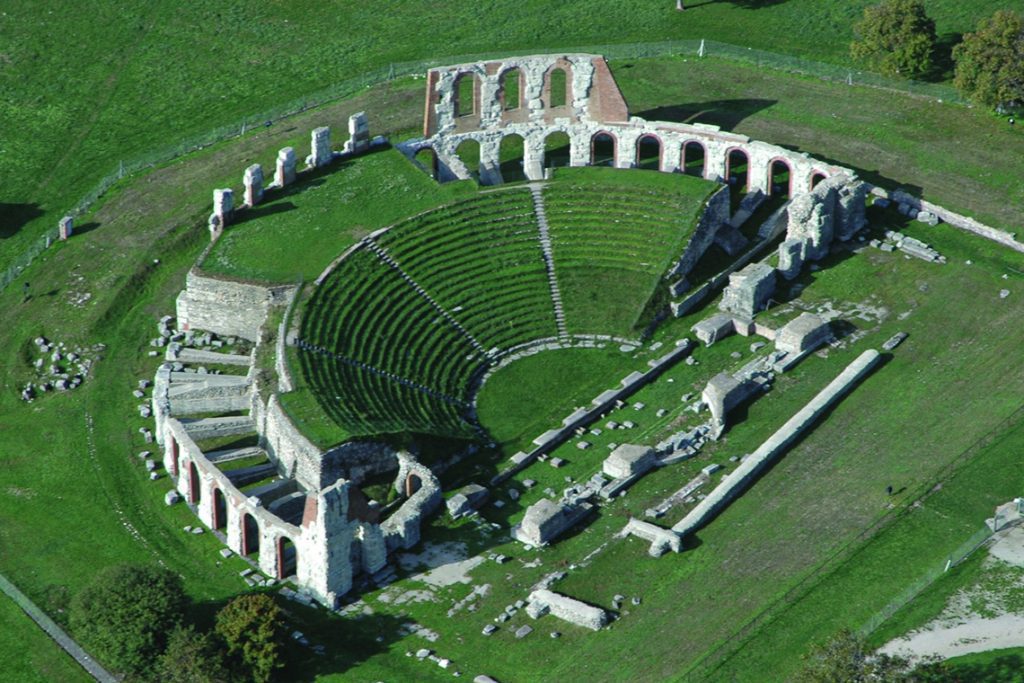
<box><xmin>299</xmin><ymin>481</ymin><xmax>355</xmax><ymax>607</ymax></box>
<box><xmin>344</xmin><ymin>112</ymin><xmax>371</xmax><ymax>155</ymax></box>
<box><xmin>310</xmin><ymin>126</ymin><xmax>332</xmax><ymax>168</ymax></box>
<box><xmin>209</xmin><ymin>188</ymin><xmax>233</xmax><ymax>240</ymax></box>
<box><xmin>662</xmin><ymin>139</ymin><xmax>683</xmax><ymax>174</ymax></box>
<box><xmin>704</xmin><ymin>142</ymin><xmax>728</xmax><ymax>182</ymax></box>
<box><xmin>777</xmin><ymin>238</ymin><xmax>805</xmax><ymax>280</ymax></box>
<box><xmin>523</xmin><ymin>132</ymin><xmax>544</xmax><ymax>181</ymax></box>
<box><xmin>275</xmin><ymin>147</ymin><xmax>296</xmax><ymax>187</ymax></box>
<box><xmin>836</xmin><ymin>180</ymin><xmax>868</xmax><ymax>241</ymax></box>
<box><xmin>58</xmin><ymin>215</ymin><xmax>73</xmax><ymax>241</ymax></box>
<box><xmin>569</xmin><ymin>130</ymin><xmax>590</xmax><ymax>167</ymax></box>
<box><xmin>243</xmin><ymin>164</ymin><xmax>264</xmax><ymax>207</ymax></box>
<box><xmin>478</xmin><ymin>136</ymin><xmax>503</xmax><ymax>186</ymax></box>
<box><xmin>749</xmin><ymin>158</ymin><xmax>771</xmax><ymax>196</ymax></box>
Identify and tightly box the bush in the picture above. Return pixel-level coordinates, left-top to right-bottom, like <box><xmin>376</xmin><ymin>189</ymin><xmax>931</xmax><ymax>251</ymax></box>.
<box><xmin>954</xmin><ymin>10</ymin><xmax>1024</xmax><ymax>113</ymax></box>
<box><xmin>69</xmin><ymin>564</ymin><xmax>189</xmax><ymax>675</ymax></box>
<box><xmin>215</xmin><ymin>594</ymin><xmax>286</xmax><ymax>683</ymax></box>
<box><xmin>850</xmin><ymin>0</ymin><xmax>937</xmax><ymax>79</ymax></box>
<box><xmin>156</xmin><ymin>625</ymin><xmax>232</xmax><ymax>683</ymax></box>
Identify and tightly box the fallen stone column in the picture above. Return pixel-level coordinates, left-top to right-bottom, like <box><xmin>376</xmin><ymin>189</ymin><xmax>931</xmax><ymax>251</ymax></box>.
<box><xmin>672</xmin><ymin>349</ymin><xmax>882</xmax><ymax>540</ymax></box>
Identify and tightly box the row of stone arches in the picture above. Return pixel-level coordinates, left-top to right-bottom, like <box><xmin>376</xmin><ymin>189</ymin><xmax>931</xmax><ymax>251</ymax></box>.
<box><xmin>453</xmin><ymin>64</ymin><xmax>572</xmax><ymax>118</ymax></box>
<box><xmin>166</xmin><ymin>435</ymin><xmax>298</xmax><ymax>580</ymax></box>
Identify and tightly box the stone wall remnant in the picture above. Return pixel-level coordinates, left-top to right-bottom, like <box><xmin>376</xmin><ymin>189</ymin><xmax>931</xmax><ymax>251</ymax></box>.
<box><xmin>719</xmin><ymin>262</ymin><xmax>776</xmax><ymax>318</ymax></box>
<box><xmin>209</xmin><ymin>188</ymin><xmax>234</xmax><ymax>240</ymax></box>
<box><xmin>702</xmin><ymin>372</ymin><xmax>762</xmax><ymax>439</ymax></box>
<box><xmin>602</xmin><ymin>444</ymin><xmax>656</xmax><ymax>479</ymax></box>
<box><xmin>345</xmin><ymin>112</ymin><xmax>370</xmax><ymax>154</ymax></box>
<box><xmin>526</xmin><ymin>589</ymin><xmax>608</xmax><ymax>631</ymax></box>
<box><xmin>243</xmin><ymin>164</ymin><xmax>264</xmax><ymax>206</ymax></box>
<box><xmin>775</xmin><ymin>313</ymin><xmax>831</xmax><ymax>356</ymax></box>
<box><xmin>310</xmin><ymin>127</ymin><xmax>332</xmax><ymax>168</ymax></box>
<box><xmin>58</xmin><ymin>215</ymin><xmax>73</xmax><ymax>241</ymax></box>
<box><xmin>513</xmin><ymin>499</ymin><xmax>591</xmax><ymax>547</ymax></box>
<box><xmin>275</xmin><ymin>147</ymin><xmax>297</xmax><ymax>187</ymax></box>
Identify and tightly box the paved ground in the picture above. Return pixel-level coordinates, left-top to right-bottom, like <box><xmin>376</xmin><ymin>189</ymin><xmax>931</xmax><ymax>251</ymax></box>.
<box><xmin>0</xmin><ymin>574</ymin><xmax>117</xmax><ymax>683</ymax></box>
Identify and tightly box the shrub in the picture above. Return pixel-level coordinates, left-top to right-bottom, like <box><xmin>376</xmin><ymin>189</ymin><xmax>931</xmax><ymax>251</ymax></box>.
<box><xmin>215</xmin><ymin>594</ymin><xmax>286</xmax><ymax>683</ymax></box>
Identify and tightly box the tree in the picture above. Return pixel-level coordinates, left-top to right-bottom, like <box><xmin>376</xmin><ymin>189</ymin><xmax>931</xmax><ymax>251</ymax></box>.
<box><xmin>69</xmin><ymin>564</ymin><xmax>189</xmax><ymax>675</ymax></box>
<box><xmin>794</xmin><ymin>629</ymin><xmax>912</xmax><ymax>682</ymax></box>
<box><xmin>215</xmin><ymin>594</ymin><xmax>286</xmax><ymax>683</ymax></box>
<box><xmin>157</xmin><ymin>625</ymin><xmax>232</xmax><ymax>683</ymax></box>
<box><xmin>851</xmin><ymin>0</ymin><xmax>938</xmax><ymax>79</ymax></box>
<box><xmin>954</xmin><ymin>10</ymin><xmax>1024</xmax><ymax>112</ymax></box>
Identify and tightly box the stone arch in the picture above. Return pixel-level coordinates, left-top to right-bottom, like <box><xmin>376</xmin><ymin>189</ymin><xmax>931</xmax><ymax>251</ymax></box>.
<box><xmin>682</xmin><ymin>141</ymin><xmax>706</xmax><ymax>177</ymax></box>
<box><xmin>726</xmin><ymin>148</ymin><xmax>750</xmax><ymax>192</ymax></box>
<box><xmin>591</xmin><ymin>131</ymin><xmax>617</xmax><ymax>167</ymax></box>
<box><xmin>212</xmin><ymin>487</ymin><xmax>227</xmax><ymax>530</ymax></box>
<box><xmin>414</xmin><ymin>147</ymin><xmax>438</xmax><ymax>179</ymax></box>
<box><xmin>405</xmin><ymin>473</ymin><xmax>423</xmax><ymax>497</ymax></box>
<box><xmin>768</xmin><ymin>158</ymin><xmax>793</xmax><ymax>198</ymax></box>
<box><xmin>242</xmin><ymin>512</ymin><xmax>260</xmax><ymax>557</ymax></box>
<box><xmin>453</xmin><ymin>72</ymin><xmax>478</xmax><ymax>118</ymax></box>
<box><xmin>188</xmin><ymin>461</ymin><xmax>200</xmax><ymax>504</ymax></box>
<box><xmin>455</xmin><ymin>138</ymin><xmax>481</xmax><ymax>180</ymax></box>
<box><xmin>500</xmin><ymin>67</ymin><xmax>522</xmax><ymax>111</ymax></box>
<box><xmin>544</xmin><ymin>130</ymin><xmax>572</xmax><ymax>169</ymax></box>
<box><xmin>499</xmin><ymin>133</ymin><xmax>526</xmax><ymax>183</ymax></box>
<box><xmin>546</xmin><ymin>65</ymin><xmax>570</xmax><ymax>108</ymax></box>
<box><xmin>636</xmin><ymin>134</ymin><xmax>663</xmax><ymax>171</ymax></box>
<box><xmin>277</xmin><ymin>536</ymin><xmax>298</xmax><ymax>579</ymax></box>
<box><xmin>810</xmin><ymin>171</ymin><xmax>828</xmax><ymax>190</ymax></box>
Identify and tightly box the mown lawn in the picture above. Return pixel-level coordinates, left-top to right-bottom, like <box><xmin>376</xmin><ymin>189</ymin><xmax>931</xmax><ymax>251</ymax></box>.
<box><xmin>0</xmin><ymin>597</ymin><xmax>90</xmax><ymax>683</ymax></box>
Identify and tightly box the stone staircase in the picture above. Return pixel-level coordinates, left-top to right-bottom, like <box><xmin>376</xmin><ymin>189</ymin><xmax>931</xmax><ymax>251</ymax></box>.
<box><xmin>529</xmin><ymin>184</ymin><xmax>568</xmax><ymax>338</ymax></box>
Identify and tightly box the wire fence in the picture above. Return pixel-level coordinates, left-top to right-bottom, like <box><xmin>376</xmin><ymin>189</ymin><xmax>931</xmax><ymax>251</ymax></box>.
<box><xmin>1</xmin><ymin>39</ymin><xmax>964</xmax><ymax>292</ymax></box>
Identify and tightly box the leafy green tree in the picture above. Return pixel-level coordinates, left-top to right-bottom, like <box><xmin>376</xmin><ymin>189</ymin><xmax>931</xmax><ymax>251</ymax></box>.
<box><xmin>851</xmin><ymin>0</ymin><xmax>938</xmax><ymax>79</ymax></box>
<box><xmin>156</xmin><ymin>625</ymin><xmax>232</xmax><ymax>683</ymax></box>
<box><xmin>69</xmin><ymin>564</ymin><xmax>189</xmax><ymax>675</ymax></box>
<box><xmin>954</xmin><ymin>10</ymin><xmax>1024</xmax><ymax>112</ymax></box>
<box><xmin>215</xmin><ymin>594</ymin><xmax>286</xmax><ymax>683</ymax></box>
<box><xmin>795</xmin><ymin>628</ymin><xmax>912</xmax><ymax>683</ymax></box>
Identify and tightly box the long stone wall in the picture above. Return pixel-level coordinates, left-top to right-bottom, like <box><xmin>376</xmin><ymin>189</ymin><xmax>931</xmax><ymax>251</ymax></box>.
<box><xmin>175</xmin><ymin>270</ymin><xmax>297</xmax><ymax>342</ymax></box>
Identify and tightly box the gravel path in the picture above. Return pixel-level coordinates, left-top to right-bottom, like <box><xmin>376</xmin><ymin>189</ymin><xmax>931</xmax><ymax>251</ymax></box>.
<box><xmin>880</xmin><ymin>613</ymin><xmax>1024</xmax><ymax>660</ymax></box>
<box><xmin>0</xmin><ymin>574</ymin><xmax>117</xmax><ymax>682</ymax></box>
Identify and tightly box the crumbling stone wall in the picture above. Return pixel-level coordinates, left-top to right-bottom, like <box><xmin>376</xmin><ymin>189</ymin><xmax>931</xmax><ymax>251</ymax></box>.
<box><xmin>175</xmin><ymin>270</ymin><xmax>297</xmax><ymax>341</ymax></box>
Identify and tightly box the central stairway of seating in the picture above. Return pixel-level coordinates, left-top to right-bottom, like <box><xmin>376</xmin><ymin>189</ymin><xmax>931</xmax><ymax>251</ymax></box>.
<box><xmin>296</xmin><ymin>168</ymin><xmax>715</xmax><ymax>442</ymax></box>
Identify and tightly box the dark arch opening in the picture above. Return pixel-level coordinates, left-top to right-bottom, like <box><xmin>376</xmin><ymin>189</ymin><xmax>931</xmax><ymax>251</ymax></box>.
<box><xmin>455</xmin><ymin>139</ymin><xmax>481</xmax><ymax>181</ymax></box>
<box><xmin>169</xmin><ymin>436</ymin><xmax>179</xmax><ymax>477</ymax></box>
<box><xmin>591</xmin><ymin>132</ymin><xmax>616</xmax><ymax>167</ymax></box>
<box><xmin>406</xmin><ymin>473</ymin><xmax>423</xmax><ymax>497</ymax></box>
<box><xmin>769</xmin><ymin>159</ymin><xmax>792</xmax><ymax>198</ymax></box>
<box><xmin>682</xmin><ymin>141</ymin><xmax>706</xmax><ymax>178</ymax></box>
<box><xmin>810</xmin><ymin>171</ymin><xmax>828</xmax><ymax>190</ymax></box>
<box><xmin>548</xmin><ymin>67</ymin><xmax>568</xmax><ymax>108</ymax></box>
<box><xmin>499</xmin><ymin>134</ymin><xmax>526</xmax><ymax>183</ymax></box>
<box><xmin>188</xmin><ymin>461</ymin><xmax>200</xmax><ymax>504</ymax></box>
<box><xmin>277</xmin><ymin>537</ymin><xmax>297</xmax><ymax>579</ymax></box>
<box><xmin>242</xmin><ymin>513</ymin><xmax>260</xmax><ymax>557</ymax></box>
<box><xmin>414</xmin><ymin>148</ymin><xmax>437</xmax><ymax>180</ymax></box>
<box><xmin>212</xmin><ymin>487</ymin><xmax>227</xmax><ymax>530</ymax></box>
<box><xmin>454</xmin><ymin>73</ymin><xmax>476</xmax><ymax>118</ymax></box>
<box><xmin>727</xmin><ymin>149</ymin><xmax>749</xmax><ymax>192</ymax></box>
<box><xmin>544</xmin><ymin>131</ymin><xmax>571</xmax><ymax>169</ymax></box>
<box><xmin>501</xmin><ymin>68</ymin><xmax>521</xmax><ymax>111</ymax></box>
<box><xmin>636</xmin><ymin>135</ymin><xmax>662</xmax><ymax>171</ymax></box>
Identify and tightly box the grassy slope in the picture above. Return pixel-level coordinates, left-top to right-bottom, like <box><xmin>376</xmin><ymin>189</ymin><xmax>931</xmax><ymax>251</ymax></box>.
<box><xmin>0</xmin><ymin>597</ymin><xmax>90</xmax><ymax>683</ymax></box>
<box><xmin>0</xmin><ymin>0</ymin><xmax>1011</xmax><ymax>272</ymax></box>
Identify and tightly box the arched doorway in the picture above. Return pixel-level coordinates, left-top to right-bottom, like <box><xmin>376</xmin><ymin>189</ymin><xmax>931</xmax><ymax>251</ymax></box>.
<box><xmin>212</xmin><ymin>487</ymin><xmax>227</xmax><ymax>530</ymax></box>
<box><xmin>727</xmin><ymin>148</ymin><xmax>750</xmax><ymax>192</ymax></box>
<box><xmin>769</xmin><ymin>159</ymin><xmax>792</xmax><ymax>198</ymax></box>
<box><xmin>501</xmin><ymin>68</ymin><xmax>521</xmax><ymax>111</ymax></box>
<box><xmin>454</xmin><ymin>73</ymin><xmax>476</xmax><ymax>118</ymax></box>
<box><xmin>810</xmin><ymin>171</ymin><xmax>828</xmax><ymax>190</ymax></box>
<box><xmin>277</xmin><ymin>537</ymin><xmax>297</xmax><ymax>579</ymax></box>
<box><xmin>636</xmin><ymin>135</ymin><xmax>662</xmax><ymax>171</ymax></box>
<box><xmin>591</xmin><ymin>132</ymin><xmax>616</xmax><ymax>167</ymax></box>
<box><xmin>547</xmin><ymin>67</ymin><xmax>568</xmax><ymax>108</ymax></box>
<box><xmin>242</xmin><ymin>513</ymin><xmax>260</xmax><ymax>557</ymax></box>
<box><xmin>455</xmin><ymin>139</ymin><xmax>481</xmax><ymax>181</ymax></box>
<box><xmin>682</xmin><ymin>141</ymin><xmax>706</xmax><ymax>177</ymax></box>
<box><xmin>405</xmin><ymin>473</ymin><xmax>423</xmax><ymax>497</ymax></box>
<box><xmin>188</xmin><ymin>461</ymin><xmax>200</xmax><ymax>504</ymax></box>
<box><xmin>499</xmin><ymin>134</ymin><xmax>526</xmax><ymax>183</ymax></box>
<box><xmin>415</xmin><ymin>148</ymin><xmax>437</xmax><ymax>179</ymax></box>
<box><xmin>544</xmin><ymin>131</ymin><xmax>571</xmax><ymax>169</ymax></box>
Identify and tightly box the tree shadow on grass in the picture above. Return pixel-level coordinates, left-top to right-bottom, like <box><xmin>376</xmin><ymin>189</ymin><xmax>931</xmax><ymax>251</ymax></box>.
<box><xmin>637</xmin><ymin>99</ymin><xmax>777</xmax><ymax>132</ymax></box>
<box><xmin>231</xmin><ymin>201</ymin><xmax>298</xmax><ymax>227</ymax></box>
<box><xmin>773</xmin><ymin>143</ymin><xmax>926</xmax><ymax>198</ymax></box>
<box><xmin>0</xmin><ymin>202</ymin><xmax>44</xmax><ymax>239</ymax></box>
<box><xmin>925</xmin><ymin>32</ymin><xmax>963</xmax><ymax>83</ymax></box>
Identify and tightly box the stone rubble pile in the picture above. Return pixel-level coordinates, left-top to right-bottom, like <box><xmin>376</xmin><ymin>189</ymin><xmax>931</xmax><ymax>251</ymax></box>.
<box><xmin>20</xmin><ymin>336</ymin><xmax>105</xmax><ymax>402</ymax></box>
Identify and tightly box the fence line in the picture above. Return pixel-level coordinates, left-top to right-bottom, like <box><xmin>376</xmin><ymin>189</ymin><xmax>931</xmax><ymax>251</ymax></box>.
<box><xmin>1</xmin><ymin>39</ymin><xmax>963</xmax><ymax>292</ymax></box>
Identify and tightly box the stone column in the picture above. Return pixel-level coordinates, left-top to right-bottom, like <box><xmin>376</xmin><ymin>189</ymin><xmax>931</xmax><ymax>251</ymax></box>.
<box><xmin>344</xmin><ymin>112</ymin><xmax>371</xmax><ymax>154</ymax></box>
<box><xmin>275</xmin><ymin>147</ymin><xmax>296</xmax><ymax>187</ymax></box>
<box><xmin>478</xmin><ymin>136</ymin><xmax>503</xmax><ymax>186</ymax></box>
<box><xmin>662</xmin><ymin>138</ymin><xmax>683</xmax><ymax>174</ymax></box>
<box><xmin>704</xmin><ymin>141</ymin><xmax>728</xmax><ymax>182</ymax></box>
<box><xmin>243</xmin><ymin>164</ymin><xmax>264</xmax><ymax>206</ymax></box>
<box><xmin>209</xmin><ymin>188</ymin><xmax>233</xmax><ymax>240</ymax></box>
<box><xmin>523</xmin><ymin>131</ymin><xmax>545</xmax><ymax>181</ymax></box>
<box><xmin>58</xmin><ymin>215</ymin><xmax>73</xmax><ymax>241</ymax></box>
<box><xmin>748</xmin><ymin>157</ymin><xmax>771</xmax><ymax>196</ymax></box>
<box><xmin>310</xmin><ymin>126</ymin><xmax>332</xmax><ymax>168</ymax></box>
<box><xmin>569</xmin><ymin>129</ymin><xmax>590</xmax><ymax>167</ymax></box>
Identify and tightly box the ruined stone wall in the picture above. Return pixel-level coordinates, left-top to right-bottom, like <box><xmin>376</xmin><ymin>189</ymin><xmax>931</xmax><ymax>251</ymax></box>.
<box><xmin>382</xmin><ymin>453</ymin><xmax>442</xmax><ymax>552</ymax></box>
<box><xmin>175</xmin><ymin>270</ymin><xmax>297</xmax><ymax>341</ymax></box>
<box><xmin>670</xmin><ymin>185</ymin><xmax>730</xmax><ymax>284</ymax></box>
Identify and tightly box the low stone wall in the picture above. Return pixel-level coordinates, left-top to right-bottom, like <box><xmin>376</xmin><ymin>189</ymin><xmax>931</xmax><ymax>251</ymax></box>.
<box><xmin>526</xmin><ymin>589</ymin><xmax>608</xmax><ymax>631</ymax></box>
<box><xmin>672</xmin><ymin>349</ymin><xmax>881</xmax><ymax>540</ymax></box>
<box><xmin>885</xmin><ymin>188</ymin><xmax>1024</xmax><ymax>254</ymax></box>
<box><xmin>382</xmin><ymin>454</ymin><xmax>442</xmax><ymax>552</ymax></box>
<box><xmin>175</xmin><ymin>270</ymin><xmax>297</xmax><ymax>342</ymax></box>
<box><xmin>670</xmin><ymin>185</ymin><xmax>731</xmax><ymax>283</ymax></box>
<box><xmin>620</xmin><ymin>518</ymin><xmax>682</xmax><ymax>557</ymax></box>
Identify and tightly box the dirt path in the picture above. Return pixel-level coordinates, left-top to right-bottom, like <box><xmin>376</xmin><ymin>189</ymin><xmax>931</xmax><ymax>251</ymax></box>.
<box><xmin>880</xmin><ymin>613</ymin><xmax>1024</xmax><ymax>660</ymax></box>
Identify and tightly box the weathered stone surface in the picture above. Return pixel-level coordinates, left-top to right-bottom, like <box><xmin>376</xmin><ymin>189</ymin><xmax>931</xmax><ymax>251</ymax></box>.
<box><xmin>691</xmin><ymin>313</ymin><xmax>735</xmax><ymax>346</ymax></box>
<box><xmin>243</xmin><ymin>164</ymin><xmax>264</xmax><ymax>206</ymax></box>
<box><xmin>513</xmin><ymin>499</ymin><xmax>590</xmax><ymax>547</ymax></box>
<box><xmin>719</xmin><ymin>263</ymin><xmax>776</xmax><ymax>318</ymax></box>
<box><xmin>602</xmin><ymin>444</ymin><xmax>656</xmax><ymax>479</ymax></box>
<box><xmin>446</xmin><ymin>484</ymin><xmax>490</xmax><ymax>519</ymax></box>
<box><xmin>344</xmin><ymin>112</ymin><xmax>371</xmax><ymax>154</ymax></box>
<box><xmin>310</xmin><ymin>127</ymin><xmax>332</xmax><ymax>168</ymax></box>
<box><xmin>58</xmin><ymin>215</ymin><xmax>73</xmax><ymax>241</ymax></box>
<box><xmin>275</xmin><ymin>147</ymin><xmax>297</xmax><ymax>186</ymax></box>
<box><xmin>702</xmin><ymin>372</ymin><xmax>761</xmax><ymax>440</ymax></box>
<box><xmin>526</xmin><ymin>589</ymin><xmax>608</xmax><ymax>631</ymax></box>
<box><xmin>776</xmin><ymin>238</ymin><xmax>805</xmax><ymax>280</ymax></box>
<box><xmin>775</xmin><ymin>313</ymin><xmax>831</xmax><ymax>356</ymax></box>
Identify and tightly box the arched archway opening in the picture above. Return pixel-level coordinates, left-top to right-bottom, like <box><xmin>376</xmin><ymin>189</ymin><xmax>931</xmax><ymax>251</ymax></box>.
<box><xmin>242</xmin><ymin>513</ymin><xmax>260</xmax><ymax>557</ymax></box>
<box><xmin>636</xmin><ymin>135</ymin><xmax>662</xmax><ymax>171</ymax></box>
<box><xmin>212</xmin><ymin>487</ymin><xmax>227</xmax><ymax>530</ymax></box>
<box><xmin>810</xmin><ymin>171</ymin><xmax>828</xmax><ymax>190</ymax></box>
<box><xmin>501</xmin><ymin>68</ymin><xmax>521</xmax><ymax>111</ymax></box>
<box><xmin>455</xmin><ymin>139</ymin><xmax>481</xmax><ymax>181</ymax></box>
<box><xmin>769</xmin><ymin>159</ymin><xmax>792</xmax><ymax>198</ymax></box>
<box><xmin>405</xmin><ymin>473</ymin><xmax>423</xmax><ymax>497</ymax></box>
<box><xmin>415</xmin><ymin>148</ymin><xmax>437</xmax><ymax>180</ymax></box>
<box><xmin>591</xmin><ymin>132</ymin><xmax>616</xmax><ymax>167</ymax></box>
<box><xmin>727</xmin><ymin>148</ymin><xmax>750</xmax><ymax>192</ymax></box>
<box><xmin>188</xmin><ymin>461</ymin><xmax>200</xmax><ymax>504</ymax></box>
<box><xmin>682</xmin><ymin>141</ymin><xmax>706</xmax><ymax>177</ymax></box>
<box><xmin>499</xmin><ymin>134</ymin><xmax>526</xmax><ymax>183</ymax></box>
<box><xmin>454</xmin><ymin>72</ymin><xmax>476</xmax><ymax>118</ymax></box>
<box><xmin>277</xmin><ymin>537</ymin><xmax>298</xmax><ymax>579</ymax></box>
<box><xmin>547</xmin><ymin>67</ymin><xmax>568</xmax><ymax>108</ymax></box>
<box><xmin>544</xmin><ymin>131</ymin><xmax>571</xmax><ymax>169</ymax></box>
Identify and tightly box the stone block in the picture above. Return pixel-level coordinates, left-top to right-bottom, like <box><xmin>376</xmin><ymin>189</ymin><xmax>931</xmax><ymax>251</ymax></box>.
<box><xmin>775</xmin><ymin>313</ymin><xmax>831</xmax><ymax>356</ymax></box>
<box><xmin>603</xmin><ymin>444</ymin><xmax>656</xmax><ymax>479</ymax></box>
<box><xmin>310</xmin><ymin>127</ymin><xmax>332</xmax><ymax>167</ymax></box>
<box><xmin>719</xmin><ymin>263</ymin><xmax>776</xmax><ymax>318</ymax></box>
<box><xmin>243</xmin><ymin>164</ymin><xmax>264</xmax><ymax>206</ymax></box>
<box><xmin>58</xmin><ymin>215</ymin><xmax>73</xmax><ymax>241</ymax></box>
<box><xmin>275</xmin><ymin>147</ymin><xmax>297</xmax><ymax>186</ymax></box>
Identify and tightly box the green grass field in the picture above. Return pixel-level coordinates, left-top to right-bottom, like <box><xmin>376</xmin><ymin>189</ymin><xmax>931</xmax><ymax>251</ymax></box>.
<box><xmin>0</xmin><ymin>597</ymin><xmax>91</xmax><ymax>683</ymax></box>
